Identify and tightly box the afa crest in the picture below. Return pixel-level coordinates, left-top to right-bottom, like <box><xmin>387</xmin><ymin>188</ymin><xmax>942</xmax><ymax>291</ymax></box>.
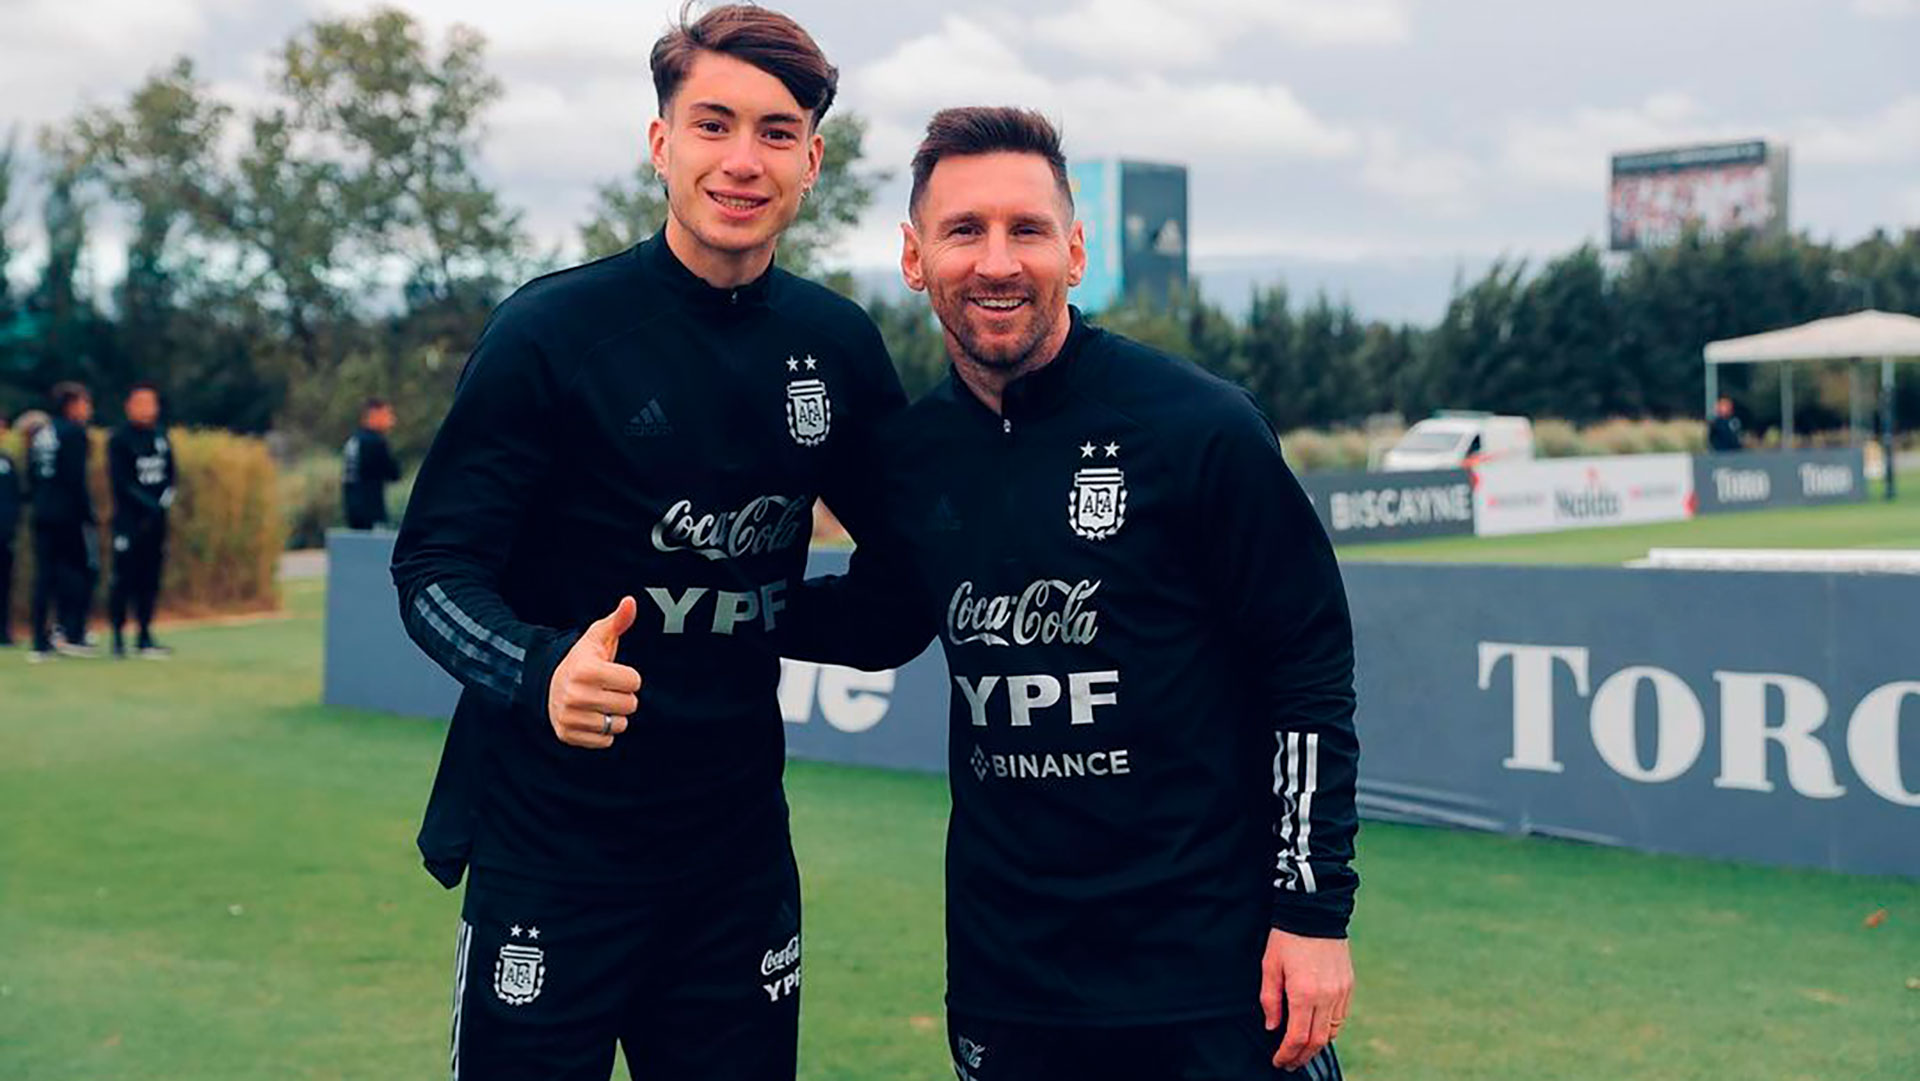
<box><xmin>494</xmin><ymin>944</ymin><xmax>545</xmax><ymax>1006</ymax></box>
<box><xmin>785</xmin><ymin>378</ymin><xmax>831</xmax><ymax>446</ymax></box>
<box><xmin>1068</xmin><ymin>467</ymin><xmax>1127</xmax><ymax>540</ymax></box>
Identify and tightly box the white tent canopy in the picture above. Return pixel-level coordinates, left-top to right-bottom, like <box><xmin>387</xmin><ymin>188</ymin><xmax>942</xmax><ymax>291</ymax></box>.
<box><xmin>1701</xmin><ymin>309</ymin><xmax>1913</xmax><ymax>498</ymax></box>
<box><xmin>1704</xmin><ymin>310</ymin><xmax>1920</xmax><ymax>364</ymax></box>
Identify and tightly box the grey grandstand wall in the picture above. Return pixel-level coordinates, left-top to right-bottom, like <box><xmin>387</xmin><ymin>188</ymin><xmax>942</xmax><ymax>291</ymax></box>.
<box><xmin>327</xmin><ymin>536</ymin><xmax>1918</xmax><ymax>877</ymax></box>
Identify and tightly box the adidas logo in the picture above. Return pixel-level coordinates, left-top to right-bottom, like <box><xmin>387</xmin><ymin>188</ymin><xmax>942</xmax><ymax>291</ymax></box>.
<box><xmin>929</xmin><ymin>494</ymin><xmax>963</xmax><ymax>532</ymax></box>
<box><xmin>624</xmin><ymin>399</ymin><xmax>674</xmax><ymax>438</ymax></box>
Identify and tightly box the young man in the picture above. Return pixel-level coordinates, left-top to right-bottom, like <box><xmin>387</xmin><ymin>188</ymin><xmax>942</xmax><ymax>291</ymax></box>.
<box><xmin>108</xmin><ymin>382</ymin><xmax>177</xmax><ymax>657</ymax></box>
<box><xmin>341</xmin><ymin>397</ymin><xmax>401</xmax><ymax>530</ymax></box>
<box><xmin>28</xmin><ymin>382</ymin><xmax>100</xmax><ymax>661</ymax></box>
<box><xmin>389</xmin><ymin>7</ymin><xmax>903</xmax><ymax>1079</ymax></box>
<box><xmin>782</xmin><ymin>109</ymin><xmax>1359</xmax><ymax>1079</ymax></box>
<box><xmin>0</xmin><ymin>414</ymin><xmax>18</xmax><ymax>647</ymax></box>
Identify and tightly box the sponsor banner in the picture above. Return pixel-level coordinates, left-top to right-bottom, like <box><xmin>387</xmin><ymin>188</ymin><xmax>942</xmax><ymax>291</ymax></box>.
<box><xmin>1349</xmin><ymin>563</ymin><xmax>1919</xmax><ymax>877</ymax></box>
<box><xmin>329</xmin><ymin>541</ymin><xmax>1920</xmax><ymax>876</ymax></box>
<box><xmin>1473</xmin><ymin>454</ymin><xmax>1694</xmax><ymax>537</ymax></box>
<box><xmin>1299</xmin><ymin>468</ymin><xmax>1476</xmax><ymax>544</ymax></box>
<box><xmin>1693</xmin><ymin>447</ymin><xmax>1867</xmax><ymax>514</ymax></box>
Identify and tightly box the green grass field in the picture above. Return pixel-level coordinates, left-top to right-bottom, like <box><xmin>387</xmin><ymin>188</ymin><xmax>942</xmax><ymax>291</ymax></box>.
<box><xmin>1342</xmin><ymin>479</ymin><xmax>1920</xmax><ymax>564</ymax></box>
<box><xmin>3</xmin><ymin>550</ymin><xmax>1918</xmax><ymax>1078</ymax></box>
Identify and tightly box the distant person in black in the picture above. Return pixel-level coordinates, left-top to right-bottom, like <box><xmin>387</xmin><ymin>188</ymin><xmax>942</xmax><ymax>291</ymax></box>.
<box><xmin>108</xmin><ymin>382</ymin><xmax>177</xmax><ymax>658</ymax></box>
<box><xmin>779</xmin><ymin>110</ymin><xmax>1358</xmax><ymax>1080</ymax></box>
<box><xmin>389</xmin><ymin>7</ymin><xmax>903</xmax><ymax>1080</ymax></box>
<box><xmin>1708</xmin><ymin>395</ymin><xmax>1744</xmax><ymax>452</ymax></box>
<box><xmin>341</xmin><ymin>397</ymin><xmax>400</xmax><ymax>530</ymax></box>
<box><xmin>0</xmin><ymin>414</ymin><xmax>19</xmax><ymax>647</ymax></box>
<box><xmin>28</xmin><ymin>382</ymin><xmax>99</xmax><ymax>661</ymax></box>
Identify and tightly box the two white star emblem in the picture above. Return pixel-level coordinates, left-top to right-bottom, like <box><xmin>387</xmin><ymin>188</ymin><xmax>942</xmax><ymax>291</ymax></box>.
<box><xmin>786</xmin><ymin>355</ymin><xmax>820</xmax><ymax>372</ymax></box>
<box><xmin>509</xmin><ymin>925</ymin><xmax>541</xmax><ymax>940</ymax></box>
<box><xmin>1079</xmin><ymin>442</ymin><xmax>1120</xmax><ymax>459</ymax></box>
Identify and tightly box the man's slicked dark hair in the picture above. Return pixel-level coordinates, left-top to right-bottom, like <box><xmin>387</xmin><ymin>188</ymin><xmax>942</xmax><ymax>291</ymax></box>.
<box><xmin>651</xmin><ymin>3</ymin><xmax>839</xmax><ymax>125</ymax></box>
<box><xmin>909</xmin><ymin>107</ymin><xmax>1073</xmax><ymax>221</ymax></box>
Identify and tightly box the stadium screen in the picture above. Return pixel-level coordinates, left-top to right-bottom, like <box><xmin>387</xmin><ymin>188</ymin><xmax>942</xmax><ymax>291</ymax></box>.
<box><xmin>1608</xmin><ymin>140</ymin><xmax>1789</xmax><ymax>252</ymax></box>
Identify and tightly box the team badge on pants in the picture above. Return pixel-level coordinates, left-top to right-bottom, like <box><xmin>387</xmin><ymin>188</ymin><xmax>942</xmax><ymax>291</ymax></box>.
<box><xmin>493</xmin><ymin>944</ymin><xmax>545</xmax><ymax>1005</ymax></box>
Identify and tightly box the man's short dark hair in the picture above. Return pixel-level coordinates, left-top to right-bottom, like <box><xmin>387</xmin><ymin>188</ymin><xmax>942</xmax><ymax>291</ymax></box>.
<box><xmin>651</xmin><ymin>3</ymin><xmax>838</xmax><ymax>126</ymax></box>
<box><xmin>909</xmin><ymin>107</ymin><xmax>1073</xmax><ymax>222</ymax></box>
<box><xmin>128</xmin><ymin>380</ymin><xmax>160</xmax><ymax>399</ymax></box>
<box><xmin>364</xmin><ymin>397</ymin><xmax>390</xmax><ymax>414</ymax></box>
<box><xmin>50</xmin><ymin>381</ymin><xmax>90</xmax><ymax>414</ymax></box>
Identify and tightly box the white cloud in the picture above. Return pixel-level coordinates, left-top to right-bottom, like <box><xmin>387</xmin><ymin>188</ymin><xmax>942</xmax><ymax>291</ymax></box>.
<box><xmin>1851</xmin><ymin>0</ymin><xmax>1919</xmax><ymax>17</ymax></box>
<box><xmin>1033</xmin><ymin>0</ymin><xmax>1219</xmax><ymax>69</ymax></box>
<box><xmin>0</xmin><ymin>0</ymin><xmax>256</xmax><ymax>132</ymax></box>
<box><xmin>1229</xmin><ymin>0</ymin><xmax>1412</xmax><ymax>47</ymax></box>
<box><xmin>1792</xmin><ymin>95</ymin><xmax>1920</xmax><ymax>165</ymax></box>
<box><xmin>854</xmin><ymin>16</ymin><xmax>1357</xmax><ymax>165</ymax></box>
<box><xmin>1032</xmin><ymin>0</ymin><xmax>1408</xmax><ymax>70</ymax></box>
<box><xmin>1359</xmin><ymin>129</ymin><xmax>1483</xmax><ymax>216</ymax></box>
<box><xmin>1499</xmin><ymin>93</ymin><xmax>1766</xmax><ymax>191</ymax></box>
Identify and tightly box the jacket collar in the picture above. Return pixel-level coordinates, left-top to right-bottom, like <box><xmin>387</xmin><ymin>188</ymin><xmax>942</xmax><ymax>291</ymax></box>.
<box><xmin>640</xmin><ymin>229</ymin><xmax>777</xmax><ymax>311</ymax></box>
<box><xmin>942</xmin><ymin>306</ymin><xmax>1097</xmax><ymax>424</ymax></box>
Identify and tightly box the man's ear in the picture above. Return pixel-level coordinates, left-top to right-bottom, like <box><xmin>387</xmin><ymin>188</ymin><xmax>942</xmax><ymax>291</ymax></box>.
<box><xmin>1067</xmin><ymin>218</ymin><xmax>1086</xmax><ymax>287</ymax></box>
<box><xmin>647</xmin><ymin>113</ymin><xmax>670</xmax><ymax>178</ymax></box>
<box><xmin>901</xmin><ymin>221</ymin><xmax>927</xmax><ymax>293</ymax></box>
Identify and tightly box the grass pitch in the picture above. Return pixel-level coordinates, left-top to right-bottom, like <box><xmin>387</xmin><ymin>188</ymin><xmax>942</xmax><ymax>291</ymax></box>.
<box><xmin>1</xmin><ymin>581</ymin><xmax>1916</xmax><ymax>1080</ymax></box>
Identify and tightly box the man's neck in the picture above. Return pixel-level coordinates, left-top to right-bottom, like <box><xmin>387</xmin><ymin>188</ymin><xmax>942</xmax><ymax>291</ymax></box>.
<box><xmin>948</xmin><ymin>309</ymin><xmax>1074</xmax><ymax>415</ymax></box>
<box><xmin>665</xmin><ymin>216</ymin><xmax>774</xmax><ymax>289</ymax></box>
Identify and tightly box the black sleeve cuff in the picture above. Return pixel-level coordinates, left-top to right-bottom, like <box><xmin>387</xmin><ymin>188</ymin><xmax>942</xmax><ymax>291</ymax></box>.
<box><xmin>1271</xmin><ymin>895</ymin><xmax>1353</xmax><ymax>939</ymax></box>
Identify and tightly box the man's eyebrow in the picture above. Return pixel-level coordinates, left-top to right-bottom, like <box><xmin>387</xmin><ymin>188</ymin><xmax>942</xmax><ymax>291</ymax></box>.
<box><xmin>684</xmin><ymin>102</ymin><xmax>805</xmax><ymax>128</ymax></box>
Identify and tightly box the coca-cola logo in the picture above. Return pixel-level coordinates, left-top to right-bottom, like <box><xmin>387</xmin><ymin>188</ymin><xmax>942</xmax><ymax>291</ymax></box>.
<box><xmin>760</xmin><ymin>933</ymin><xmax>801</xmax><ymax>976</ymax></box>
<box><xmin>947</xmin><ymin>579</ymin><xmax>1101</xmax><ymax>647</ymax></box>
<box><xmin>651</xmin><ymin>495</ymin><xmax>809</xmax><ymax>561</ymax></box>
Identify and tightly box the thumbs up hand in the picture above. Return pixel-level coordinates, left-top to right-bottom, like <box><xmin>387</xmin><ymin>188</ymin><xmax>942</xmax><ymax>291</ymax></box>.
<box><xmin>547</xmin><ymin>596</ymin><xmax>644</xmax><ymax>749</ymax></box>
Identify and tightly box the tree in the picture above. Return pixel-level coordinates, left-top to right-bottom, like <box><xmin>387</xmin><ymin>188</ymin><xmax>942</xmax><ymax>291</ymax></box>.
<box><xmin>866</xmin><ymin>292</ymin><xmax>948</xmax><ymax>399</ymax></box>
<box><xmin>23</xmin><ymin>149</ymin><xmax>108</xmax><ymax>401</ymax></box>
<box><xmin>65</xmin><ymin>58</ymin><xmax>249</xmax><ymax>423</ymax></box>
<box><xmin>278</xmin><ymin>10</ymin><xmax>527</xmax><ymax>307</ymax></box>
<box><xmin>0</xmin><ymin>130</ymin><xmax>29</xmax><ymax>416</ymax></box>
<box><xmin>578</xmin><ymin>113</ymin><xmax>885</xmax><ymax>280</ymax></box>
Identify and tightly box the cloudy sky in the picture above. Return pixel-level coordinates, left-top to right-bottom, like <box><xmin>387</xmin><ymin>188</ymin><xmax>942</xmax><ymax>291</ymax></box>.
<box><xmin>4</xmin><ymin>0</ymin><xmax>1917</xmax><ymax>319</ymax></box>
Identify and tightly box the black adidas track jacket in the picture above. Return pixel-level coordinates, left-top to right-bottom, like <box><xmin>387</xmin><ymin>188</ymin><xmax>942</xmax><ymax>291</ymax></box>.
<box><xmin>392</xmin><ymin>233</ymin><xmax>904</xmax><ymax>889</ymax></box>
<box><xmin>784</xmin><ymin>311</ymin><xmax>1359</xmax><ymax>1024</ymax></box>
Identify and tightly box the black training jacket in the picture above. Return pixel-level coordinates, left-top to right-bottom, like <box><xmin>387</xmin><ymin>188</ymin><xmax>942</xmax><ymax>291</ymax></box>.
<box><xmin>342</xmin><ymin>428</ymin><xmax>400</xmax><ymax>525</ymax></box>
<box><xmin>28</xmin><ymin>418</ymin><xmax>94</xmax><ymax>527</ymax></box>
<box><xmin>391</xmin><ymin>232</ymin><xmax>904</xmax><ymax>890</ymax></box>
<box><xmin>108</xmin><ymin>425</ymin><xmax>176</xmax><ymax>535</ymax></box>
<box><xmin>0</xmin><ymin>449</ymin><xmax>19</xmax><ymax>539</ymax></box>
<box><xmin>783</xmin><ymin>311</ymin><xmax>1359</xmax><ymax>1025</ymax></box>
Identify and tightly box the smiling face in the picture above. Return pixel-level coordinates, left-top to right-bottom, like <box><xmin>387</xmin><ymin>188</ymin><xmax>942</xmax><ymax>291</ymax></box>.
<box><xmin>904</xmin><ymin>152</ymin><xmax>1085</xmax><ymax>373</ymax></box>
<box><xmin>649</xmin><ymin>50</ymin><xmax>823</xmax><ymax>287</ymax></box>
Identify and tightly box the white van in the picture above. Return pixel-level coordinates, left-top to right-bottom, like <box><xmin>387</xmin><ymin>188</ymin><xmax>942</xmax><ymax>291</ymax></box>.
<box><xmin>1380</xmin><ymin>413</ymin><xmax>1534</xmax><ymax>472</ymax></box>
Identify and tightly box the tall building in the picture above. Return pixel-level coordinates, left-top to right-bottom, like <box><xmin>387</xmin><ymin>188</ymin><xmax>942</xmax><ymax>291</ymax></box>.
<box><xmin>1069</xmin><ymin>160</ymin><xmax>1189</xmax><ymax>313</ymax></box>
